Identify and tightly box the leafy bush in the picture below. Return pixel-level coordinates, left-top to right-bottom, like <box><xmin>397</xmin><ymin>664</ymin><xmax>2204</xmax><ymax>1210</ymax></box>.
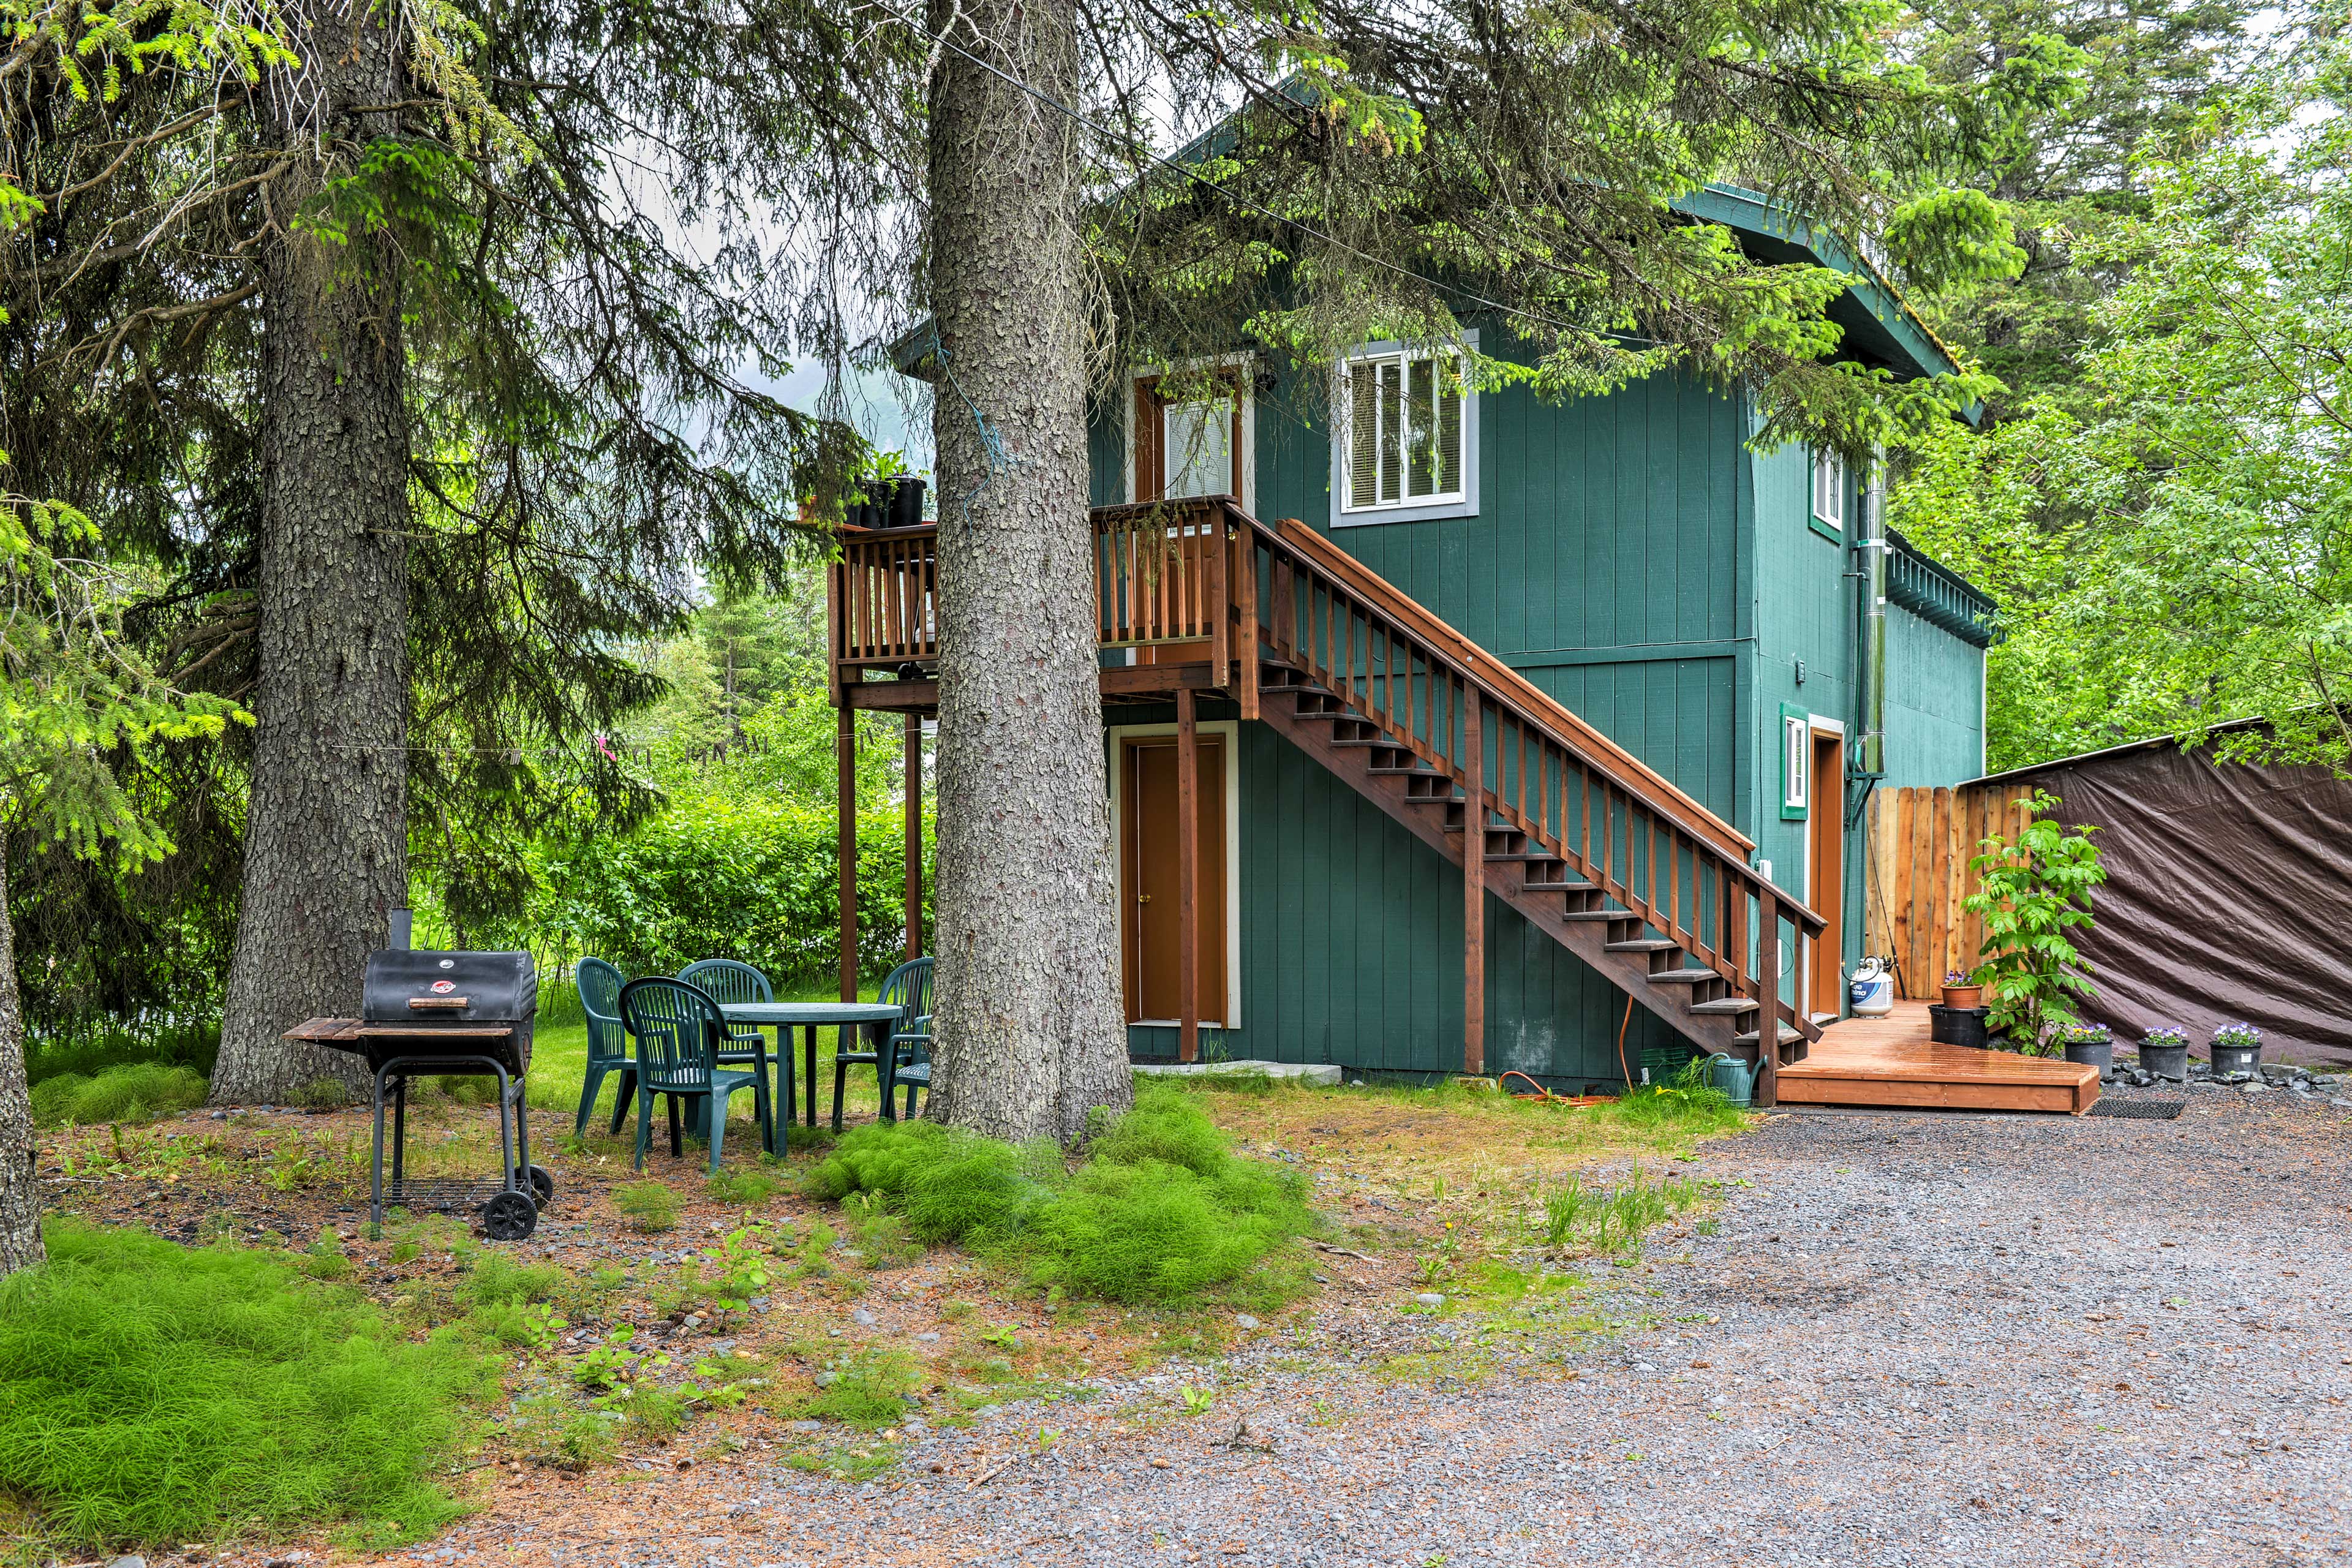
<box><xmin>805</xmin><ymin>1084</ymin><xmax>1311</xmax><ymax>1305</ymax></box>
<box><xmin>0</xmin><ymin>1220</ymin><xmax>491</xmax><ymax>1551</ymax></box>
<box><xmin>28</xmin><ymin>1062</ymin><xmax>208</xmax><ymax>1126</ymax></box>
<box><xmin>1964</xmin><ymin>789</ymin><xmax>2106</xmax><ymax>1052</ymax></box>
<box><xmin>612</xmin><ymin>1182</ymin><xmax>680</xmax><ymax>1233</ymax></box>
<box><xmin>532</xmin><ymin>795</ymin><xmax>932</xmax><ymax>989</ymax></box>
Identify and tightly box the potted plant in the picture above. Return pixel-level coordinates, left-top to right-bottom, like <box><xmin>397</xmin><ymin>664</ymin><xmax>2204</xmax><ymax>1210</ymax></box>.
<box><xmin>2061</xmin><ymin>1022</ymin><xmax>2114</xmax><ymax>1080</ymax></box>
<box><xmin>2209</xmin><ymin>1022</ymin><xmax>2263</xmax><ymax>1077</ymax></box>
<box><xmin>1940</xmin><ymin>969</ymin><xmax>1984</xmax><ymax>1009</ymax></box>
<box><xmin>1961</xmin><ymin>790</ymin><xmax>2106</xmax><ymax>1055</ymax></box>
<box><xmin>2139</xmin><ymin>1026</ymin><xmax>2190</xmax><ymax>1083</ymax></box>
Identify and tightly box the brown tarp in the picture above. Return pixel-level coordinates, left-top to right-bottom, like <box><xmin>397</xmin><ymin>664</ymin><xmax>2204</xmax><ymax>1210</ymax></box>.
<box><xmin>2002</xmin><ymin>744</ymin><xmax>2352</xmax><ymax>1068</ymax></box>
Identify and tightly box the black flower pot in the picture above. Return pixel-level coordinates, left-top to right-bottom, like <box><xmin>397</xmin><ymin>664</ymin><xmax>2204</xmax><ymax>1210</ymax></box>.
<box><xmin>2064</xmin><ymin>1039</ymin><xmax>2114</xmax><ymax>1081</ymax></box>
<box><xmin>889</xmin><ymin>476</ymin><xmax>927</xmax><ymax>529</ymax></box>
<box><xmin>2211</xmin><ymin>1040</ymin><xmax>2261</xmax><ymax>1076</ymax></box>
<box><xmin>1929</xmin><ymin>1004</ymin><xmax>1990</xmax><ymax>1049</ymax></box>
<box><xmin>2140</xmin><ymin>1041</ymin><xmax>2189</xmax><ymax>1082</ymax></box>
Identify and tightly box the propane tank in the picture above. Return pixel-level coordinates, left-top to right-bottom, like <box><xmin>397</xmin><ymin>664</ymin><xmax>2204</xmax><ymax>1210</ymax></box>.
<box><xmin>1848</xmin><ymin>956</ymin><xmax>1896</xmax><ymax>1017</ymax></box>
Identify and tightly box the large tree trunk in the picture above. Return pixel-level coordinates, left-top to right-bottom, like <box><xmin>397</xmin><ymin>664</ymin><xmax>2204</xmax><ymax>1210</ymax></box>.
<box><xmin>921</xmin><ymin>0</ymin><xmax>1131</xmax><ymax>1144</ymax></box>
<box><xmin>210</xmin><ymin>18</ymin><xmax>412</xmax><ymax>1105</ymax></box>
<box><xmin>0</xmin><ymin>842</ymin><xmax>43</xmax><ymax>1278</ymax></box>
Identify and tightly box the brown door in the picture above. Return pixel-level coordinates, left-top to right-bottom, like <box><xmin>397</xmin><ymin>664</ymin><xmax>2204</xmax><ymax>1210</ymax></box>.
<box><xmin>1120</xmin><ymin>734</ymin><xmax>1227</xmax><ymax>1023</ymax></box>
<box><xmin>1808</xmin><ymin>729</ymin><xmax>1845</xmax><ymax>1017</ymax></box>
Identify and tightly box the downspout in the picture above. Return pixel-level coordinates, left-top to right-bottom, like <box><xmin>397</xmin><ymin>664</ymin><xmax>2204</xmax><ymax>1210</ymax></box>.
<box><xmin>1855</xmin><ymin>447</ymin><xmax>1888</xmax><ymax>780</ymax></box>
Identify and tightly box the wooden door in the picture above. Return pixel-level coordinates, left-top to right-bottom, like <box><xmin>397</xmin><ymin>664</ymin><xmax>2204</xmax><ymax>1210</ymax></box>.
<box><xmin>1808</xmin><ymin>729</ymin><xmax>1845</xmax><ymax>1017</ymax></box>
<box><xmin>1133</xmin><ymin>373</ymin><xmax>1244</xmax><ymax>502</ymax></box>
<box><xmin>1120</xmin><ymin>734</ymin><xmax>1227</xmax><ymax>1023</ymax></box>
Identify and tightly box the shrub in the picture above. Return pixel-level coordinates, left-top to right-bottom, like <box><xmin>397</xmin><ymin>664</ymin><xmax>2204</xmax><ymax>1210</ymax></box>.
<box><xmin>790</xmin><ymin>1349</ymin><xmax>920</xmax><ymax>1430</ymax></box>
<box><xmin>28</xmin><ymin>1062</ymin><xmax>208</xmax><ymax>1126</ymax></box>
<box><xmin>705</xmin><ymin>1167</ymin><xmax>785</xmax><ymax>1207</ymax></box>
<box><xmin>805</xmin><ymin>1083</ymin><xmax>1311</xmax><ymax>1305</ymax></box>
<box><xmin>0</xmin><ymin>1221</ymin><xmax>491</xmax><ymax>1551</ymax></box>
<box><xmin>1964</xmin><ymin>790</ymin><xmax>2106</xmax><ymax>1052</ymax></box>
<box><xmin>612</xmin><ymin>1182</ymin><xmax>680</xmax><ymax>1233</ymax></box>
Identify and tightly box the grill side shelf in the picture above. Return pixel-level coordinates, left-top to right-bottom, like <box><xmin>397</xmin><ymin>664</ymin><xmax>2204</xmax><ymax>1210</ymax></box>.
<box><xmin>356</xmin><ymin>1024</ymin><xmax>516</xmax><ymax>1039</ymax></box>
<box><xmin>284</xmin><ymin>1017</ymin><xmax>363</xmax><ymax>1044</ymax></box>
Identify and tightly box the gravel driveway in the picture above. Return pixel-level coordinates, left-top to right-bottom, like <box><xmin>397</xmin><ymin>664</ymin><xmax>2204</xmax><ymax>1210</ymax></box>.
<box><xmin>389</xmin><ymin>1087</ymin><xmax>2352</xmax><ymax>1568</ymax></box>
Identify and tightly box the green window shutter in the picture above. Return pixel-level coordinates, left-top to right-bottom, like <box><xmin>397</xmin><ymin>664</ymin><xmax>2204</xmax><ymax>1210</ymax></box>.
<box><xmin>1779</xmin><ymin>703</ymin><xmax>1811</xmax><ymax>821</ymax></box>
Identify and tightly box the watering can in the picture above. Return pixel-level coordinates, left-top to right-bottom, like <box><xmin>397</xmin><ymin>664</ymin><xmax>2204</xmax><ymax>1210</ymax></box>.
<box><xmin>1702</xmin><ymin>1052</ymin><xmax>1755</xmax><ymax>1107</ymax></box>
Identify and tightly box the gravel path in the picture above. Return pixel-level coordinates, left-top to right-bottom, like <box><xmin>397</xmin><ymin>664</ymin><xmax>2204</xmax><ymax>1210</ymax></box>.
<box><xmin>379</xmin><ymin>1087</ymin><xmax>2352</xmax><ymax>1568</ymax></box>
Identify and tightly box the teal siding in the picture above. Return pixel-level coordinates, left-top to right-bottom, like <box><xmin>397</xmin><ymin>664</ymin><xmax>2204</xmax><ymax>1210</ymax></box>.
<box><xmin>1116</xmin><ymin>709</ymin><xmax>1685</xmax><ymax>1084</ymax></box>
<box><xmin>1883</xmin><ymin>602</ymin><xmax>1986</xmax><ymax>786</ymax></box>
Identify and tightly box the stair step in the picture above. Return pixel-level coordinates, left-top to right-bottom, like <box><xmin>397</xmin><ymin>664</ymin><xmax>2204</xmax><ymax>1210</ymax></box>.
<box><xmin>1644</xmin><ymin>968</ymin><xmax>1721</xmax><ymax>987</ymax></box>
<box><xmin>1605</xmin><ymin>938</ymin><xmax>1682</xmax><ymax>954</ymax></box>
<box><xmin>1687</xmin><ymin>997</ymin><xmax>1762</xmax><ymax>1016</ymax></box>
<box><xmin>1524</xmin><ymin>880</ymin><xmax>1595</xmax><ymax>894</ymax></box>
<box><xmin>1560</xmin><ymin>908</ymin><xmax>1637</xmax><ymax>922</ymax></box>
<box><xmin>1734</xmin><ymin>1023</ymin><xmax>1806</xmax><ymax>1047</ymax></box>
<box><xmin>1329</xmin><ymin>737</ymin><xmax>1398</xmax><ymax>749</ymax></box>
<box><xmin>1366</xmin><ymin>765</ymin><xmax>1445</xmax><ymax>778</ymax></box>
<box><xmin>1483</xmin><ymin>851</ymin><xmax>1563</xmax><ymax>864</ymax></box>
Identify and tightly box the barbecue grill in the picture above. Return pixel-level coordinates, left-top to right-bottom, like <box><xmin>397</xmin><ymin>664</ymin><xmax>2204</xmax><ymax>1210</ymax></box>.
<box><xmin>284</xmin><ymin>948</ymin><xmax>553</xmax><ymax>1241</ymax></box>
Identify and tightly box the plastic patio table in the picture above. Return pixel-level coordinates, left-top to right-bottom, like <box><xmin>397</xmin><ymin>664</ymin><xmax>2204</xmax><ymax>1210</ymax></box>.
<box><xmin>718</xmin><ymin>1001</ymin><xmax>906</xmax><ymax>1129</ymax></box>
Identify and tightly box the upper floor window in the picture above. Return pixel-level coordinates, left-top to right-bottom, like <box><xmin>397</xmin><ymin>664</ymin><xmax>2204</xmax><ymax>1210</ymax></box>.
<box><xmin>1810</xmin><ymin>450</ymin><xmax>1847</xmax><ymax>534</ymax></box>
<box><xmin>1333</xmin><ymin>337</ymin><xmax>1479</xmax><ymax>526</ymax></box>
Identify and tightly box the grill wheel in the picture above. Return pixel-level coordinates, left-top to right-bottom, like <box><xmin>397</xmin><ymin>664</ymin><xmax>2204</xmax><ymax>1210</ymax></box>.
<box><xmin>483</xmin><ymin>1191</ymin><xmax>538</xmax><ymax>1241</ymax></box>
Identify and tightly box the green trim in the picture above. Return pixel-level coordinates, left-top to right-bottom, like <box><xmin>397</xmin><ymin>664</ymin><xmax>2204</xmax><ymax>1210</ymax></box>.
<box><xmin>1806</xmin><ymin>514</ymin><xmax>1843</xmax><ymax>544</ymax></box>
<box><xmin>1501</xmin><ymin>641</ymin><xmax>1743</xmax><ymax>669</ymax></box>
<box><xmin>1885</xmin><ymin>526</ymin><xmax>2000</xmax><ymax>648</ymax></box>
<box><xmin>1779</xmin><ymin>702</ymin><xmax>1811</xmax><ymax>821</ymax></box>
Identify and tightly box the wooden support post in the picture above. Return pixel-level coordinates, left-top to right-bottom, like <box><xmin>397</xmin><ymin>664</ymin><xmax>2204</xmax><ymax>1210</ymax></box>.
<box><xmin>1463</xmin><ymin>688</ymin><xmax>1485</xmax><ymax>1077</ymax></box>
<box><xmin>1207</xmin><ymin>510</ymin><xmax>1230</xmax><ymax>692</ymax></box>
<box><xmin>837</xmin><ymin>706</ymin><xmax>857</xmax><ymax>1003</ymax></box>
<box><xmin>1176</xmin><ymin>685</ymin><xmax>1201</xmax><ymax>1066</ymax></box>
<box><xmin>1755</xmin><ymin>886</ymin><xmax>1780</xmax><ymax>1107</ymax></box>
<box><xmin>1234</xmin><ymin>523</ymin><xmax>1260</xmax><ymax>720</ymax></box>
<box><xmin>903</xmin><ymin>712</ymin><xmax>923</xmax><ymax>959</ymax></box>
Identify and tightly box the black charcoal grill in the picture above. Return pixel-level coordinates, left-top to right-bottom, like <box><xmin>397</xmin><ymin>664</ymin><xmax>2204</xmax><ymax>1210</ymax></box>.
<box><xmin>285</xmin><ymin>948</ymin><xmax>552</xmax><ymax>1240</ymax></box>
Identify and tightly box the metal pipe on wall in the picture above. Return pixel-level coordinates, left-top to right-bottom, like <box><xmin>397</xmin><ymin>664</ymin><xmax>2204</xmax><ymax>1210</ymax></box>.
<box><xmin>1855</xmin><ymin>447</ymin><xmax>1888</xmax><ymax>780</ymax></box>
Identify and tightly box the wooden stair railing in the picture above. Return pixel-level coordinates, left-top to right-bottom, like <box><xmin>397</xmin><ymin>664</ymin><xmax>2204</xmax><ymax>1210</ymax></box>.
<box><xmin>826</xmin><ymin>496</ymin><xmax>1826</xmax><ymax>1067</ymax></box>
<box><xmin>1230</xmin><ymin>505</ymin><xmax>1826</xmax><ymax>1062</ymax></box>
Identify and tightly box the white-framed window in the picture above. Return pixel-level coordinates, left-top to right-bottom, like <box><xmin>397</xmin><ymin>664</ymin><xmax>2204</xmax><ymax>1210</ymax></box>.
<box><xmin>1781</xmin><ymin>706</ymin><xmax>1810</xmax><ymax>820</ymax></box>
<box><xmin>1332</xmin><ymin>336</ymin><xmax>1479</xmax><ymax>526</ymax></box>
<box><xmin>1810</xmin><ymin>450</ymin><xmax>1847</xmax><ymax>533</ymax></box>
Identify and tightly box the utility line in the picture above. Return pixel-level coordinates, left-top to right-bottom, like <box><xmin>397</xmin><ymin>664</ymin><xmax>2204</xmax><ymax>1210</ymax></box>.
<box><xmin>867</xmin><ymin>0</ymin><xmax>1587</xmax><ymax>341</ymax></box>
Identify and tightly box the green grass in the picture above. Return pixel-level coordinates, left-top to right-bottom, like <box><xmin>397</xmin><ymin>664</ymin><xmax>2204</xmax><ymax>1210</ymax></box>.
<box><xmin>28</xmin><ymin>1062</ymin><xmax>209</xmax><ymax>1127</ymax></box>
<box><xmin>0</xmin><ymin>1220</ymin><xmax>494</xmax><ymax>1553</ymax></box>
<box><xmin>805</xmin><ymin>1082</ymin><xmax>1313</xmax><ymax>1306</ymax></box>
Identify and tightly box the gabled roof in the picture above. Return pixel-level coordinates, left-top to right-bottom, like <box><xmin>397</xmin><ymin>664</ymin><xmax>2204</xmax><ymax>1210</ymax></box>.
<box><xmin>1667</xmin><ymin>184</ymin><xmax>1962</xmax><ymax>385</ymax></box>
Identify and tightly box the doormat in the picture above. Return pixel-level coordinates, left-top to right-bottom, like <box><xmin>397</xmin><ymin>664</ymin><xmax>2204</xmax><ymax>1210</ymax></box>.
<box><xmin>2088</xmin><ymin>1098</ymin><xmax>2186</xmax><ymax>1119</ymax></box>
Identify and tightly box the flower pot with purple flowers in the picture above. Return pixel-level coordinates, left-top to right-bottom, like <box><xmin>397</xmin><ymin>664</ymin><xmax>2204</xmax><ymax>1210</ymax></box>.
<box><xmin>2061</xmin><ymin>1023</ymin><xmax>2113</xmax><ymax>1081</ymax></box>
<box><xmin>2138</xmin><ymin>1027</ymin><xmax>2189</xmax><ymax>1082</ymax></box>
<box><xmin>2209</xmin><ymin>1022</ymin><xmax>2262</xmax><ymax>1077</ymax></box>
<box><xmin>1940</xmin><ymin>969</ymin><xmax>1984</xmax><ymax>1009</ymax></box>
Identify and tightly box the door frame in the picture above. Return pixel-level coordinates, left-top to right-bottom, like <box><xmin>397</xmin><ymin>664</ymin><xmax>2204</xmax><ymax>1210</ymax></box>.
<box><xmin>1125</xmin><ymin>355</ymin><xmax>1256</xmax><ymax>514</ymax></box>
<box><xmin>1107</xmin><ymin>720</ymin><xmax>1243</xmax><ymax>1028</ymax></box>
<box><xmin>1803</xmin><ymin>715</ymin><xmax>1847</xmax><ymax>1019</ymax></box>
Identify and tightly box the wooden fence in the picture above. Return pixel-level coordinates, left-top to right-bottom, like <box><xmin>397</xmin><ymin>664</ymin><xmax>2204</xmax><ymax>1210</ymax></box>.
<box><xmin>1863</xmin><ymin>783</ymin><xmax>2038</xmax><ymax>1000</ymax></box>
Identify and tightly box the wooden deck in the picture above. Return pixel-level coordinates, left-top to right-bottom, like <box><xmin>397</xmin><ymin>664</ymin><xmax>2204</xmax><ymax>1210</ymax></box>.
<box><xmin>1777</xmin><ymin>1002</ymin><xmax>2099</xmax><ymax>1114</ymax></box>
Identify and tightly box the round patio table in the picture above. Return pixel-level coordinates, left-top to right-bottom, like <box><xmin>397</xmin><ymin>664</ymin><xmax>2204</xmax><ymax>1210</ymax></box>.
<box><xmin>720</xmin><ymin>1001</ymin><xmax>906</xmax><ymax>1129</ymax></box>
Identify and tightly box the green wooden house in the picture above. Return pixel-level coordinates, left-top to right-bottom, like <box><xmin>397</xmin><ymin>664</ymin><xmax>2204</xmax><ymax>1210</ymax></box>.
<box><xmin>839</xmin><ymin>184</ymin><xmax>1996</xmax><ymax>1101</ymax></box>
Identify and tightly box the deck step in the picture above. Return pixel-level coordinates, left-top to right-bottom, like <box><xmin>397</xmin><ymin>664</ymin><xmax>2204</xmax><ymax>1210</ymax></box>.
<box><xmin>1560</xmin><ymin>908</ymin><xmax>1637</xmax><ymax>922</ymax></box>
<box><xmin>1483</xmin><ymin>851</ymin><xmax>1564</xmax><ymax>864</ymax></box>
<box><xmin>1687</xmin><ymin>997</ymin><xmax>1762</xmax><ymax>1016</ymax></box>
<box><xmin>1644</xmin><ymin>968</ymin><xmax>1720</xmax><ymax>987</ymax></box>
<box><xmin>1605</xmin><ymin>938</ymin><xmax>1682</xmax><ymax>954</ymax></box>
<box><xmin>1524</xmin><ymin>880</ymin><xmax>1594</xmax><ymax>894</ymax></box>
<box><xmin>1734</xmin><ymin>1024</ymin><xmax>1806</xmax><ymax>1048</ymax></box>
<box><xmin>1365</xmin><ymin>765</ymin><xmax>1444</xmax><ymax>777</ymax></box>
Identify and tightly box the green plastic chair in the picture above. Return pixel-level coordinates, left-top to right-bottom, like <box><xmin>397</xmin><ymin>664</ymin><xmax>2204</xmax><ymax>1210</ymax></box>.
<box><xmin>834</xmin><ymin>956</ymin><xmax>933</xmax><ymax>1130</ymax></box>
<box><xmin>617</xmin><ymin>977</ymin><xmax>769</xmax><ymax>1175</ymax></box>
<box><xmin>679</xmin><ymin>958</ymin><xmax>777</xmax><ymax>1153</ymax></box>
<box><xmin>573</xmin><ymin>958</ymin><xmax>638</xmax><ymax>1137</ymax></box>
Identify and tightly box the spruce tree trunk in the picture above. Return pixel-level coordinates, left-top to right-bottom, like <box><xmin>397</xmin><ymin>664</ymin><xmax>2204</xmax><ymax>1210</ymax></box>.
<box><xmin>921</xmin><ymin>0</ymin><xmax>1132</xmax><ymax>1144</ymax></box>
<box><xmin>210</xmin><ymin>18</ymin><xmax>412</xmax><ymax>1106</ymax></box>
<box><xmin>0</xmin><ymin>842</ymin><xmax>43</xmax><ymax>1278</ymax></box>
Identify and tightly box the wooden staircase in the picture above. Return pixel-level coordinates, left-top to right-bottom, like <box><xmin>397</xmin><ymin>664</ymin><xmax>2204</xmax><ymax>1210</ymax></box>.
<box><xmin>826</xmin><ymin>496</ymin><xmax>1826</xmax><ymax>1101</ymax></box>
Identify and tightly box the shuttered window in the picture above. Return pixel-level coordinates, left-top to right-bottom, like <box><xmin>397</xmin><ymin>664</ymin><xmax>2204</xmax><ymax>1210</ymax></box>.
<box><xmin>1341</xmin><ymin>348</ymin><xmax>1467</xmax><ymax>514</ymax></box>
